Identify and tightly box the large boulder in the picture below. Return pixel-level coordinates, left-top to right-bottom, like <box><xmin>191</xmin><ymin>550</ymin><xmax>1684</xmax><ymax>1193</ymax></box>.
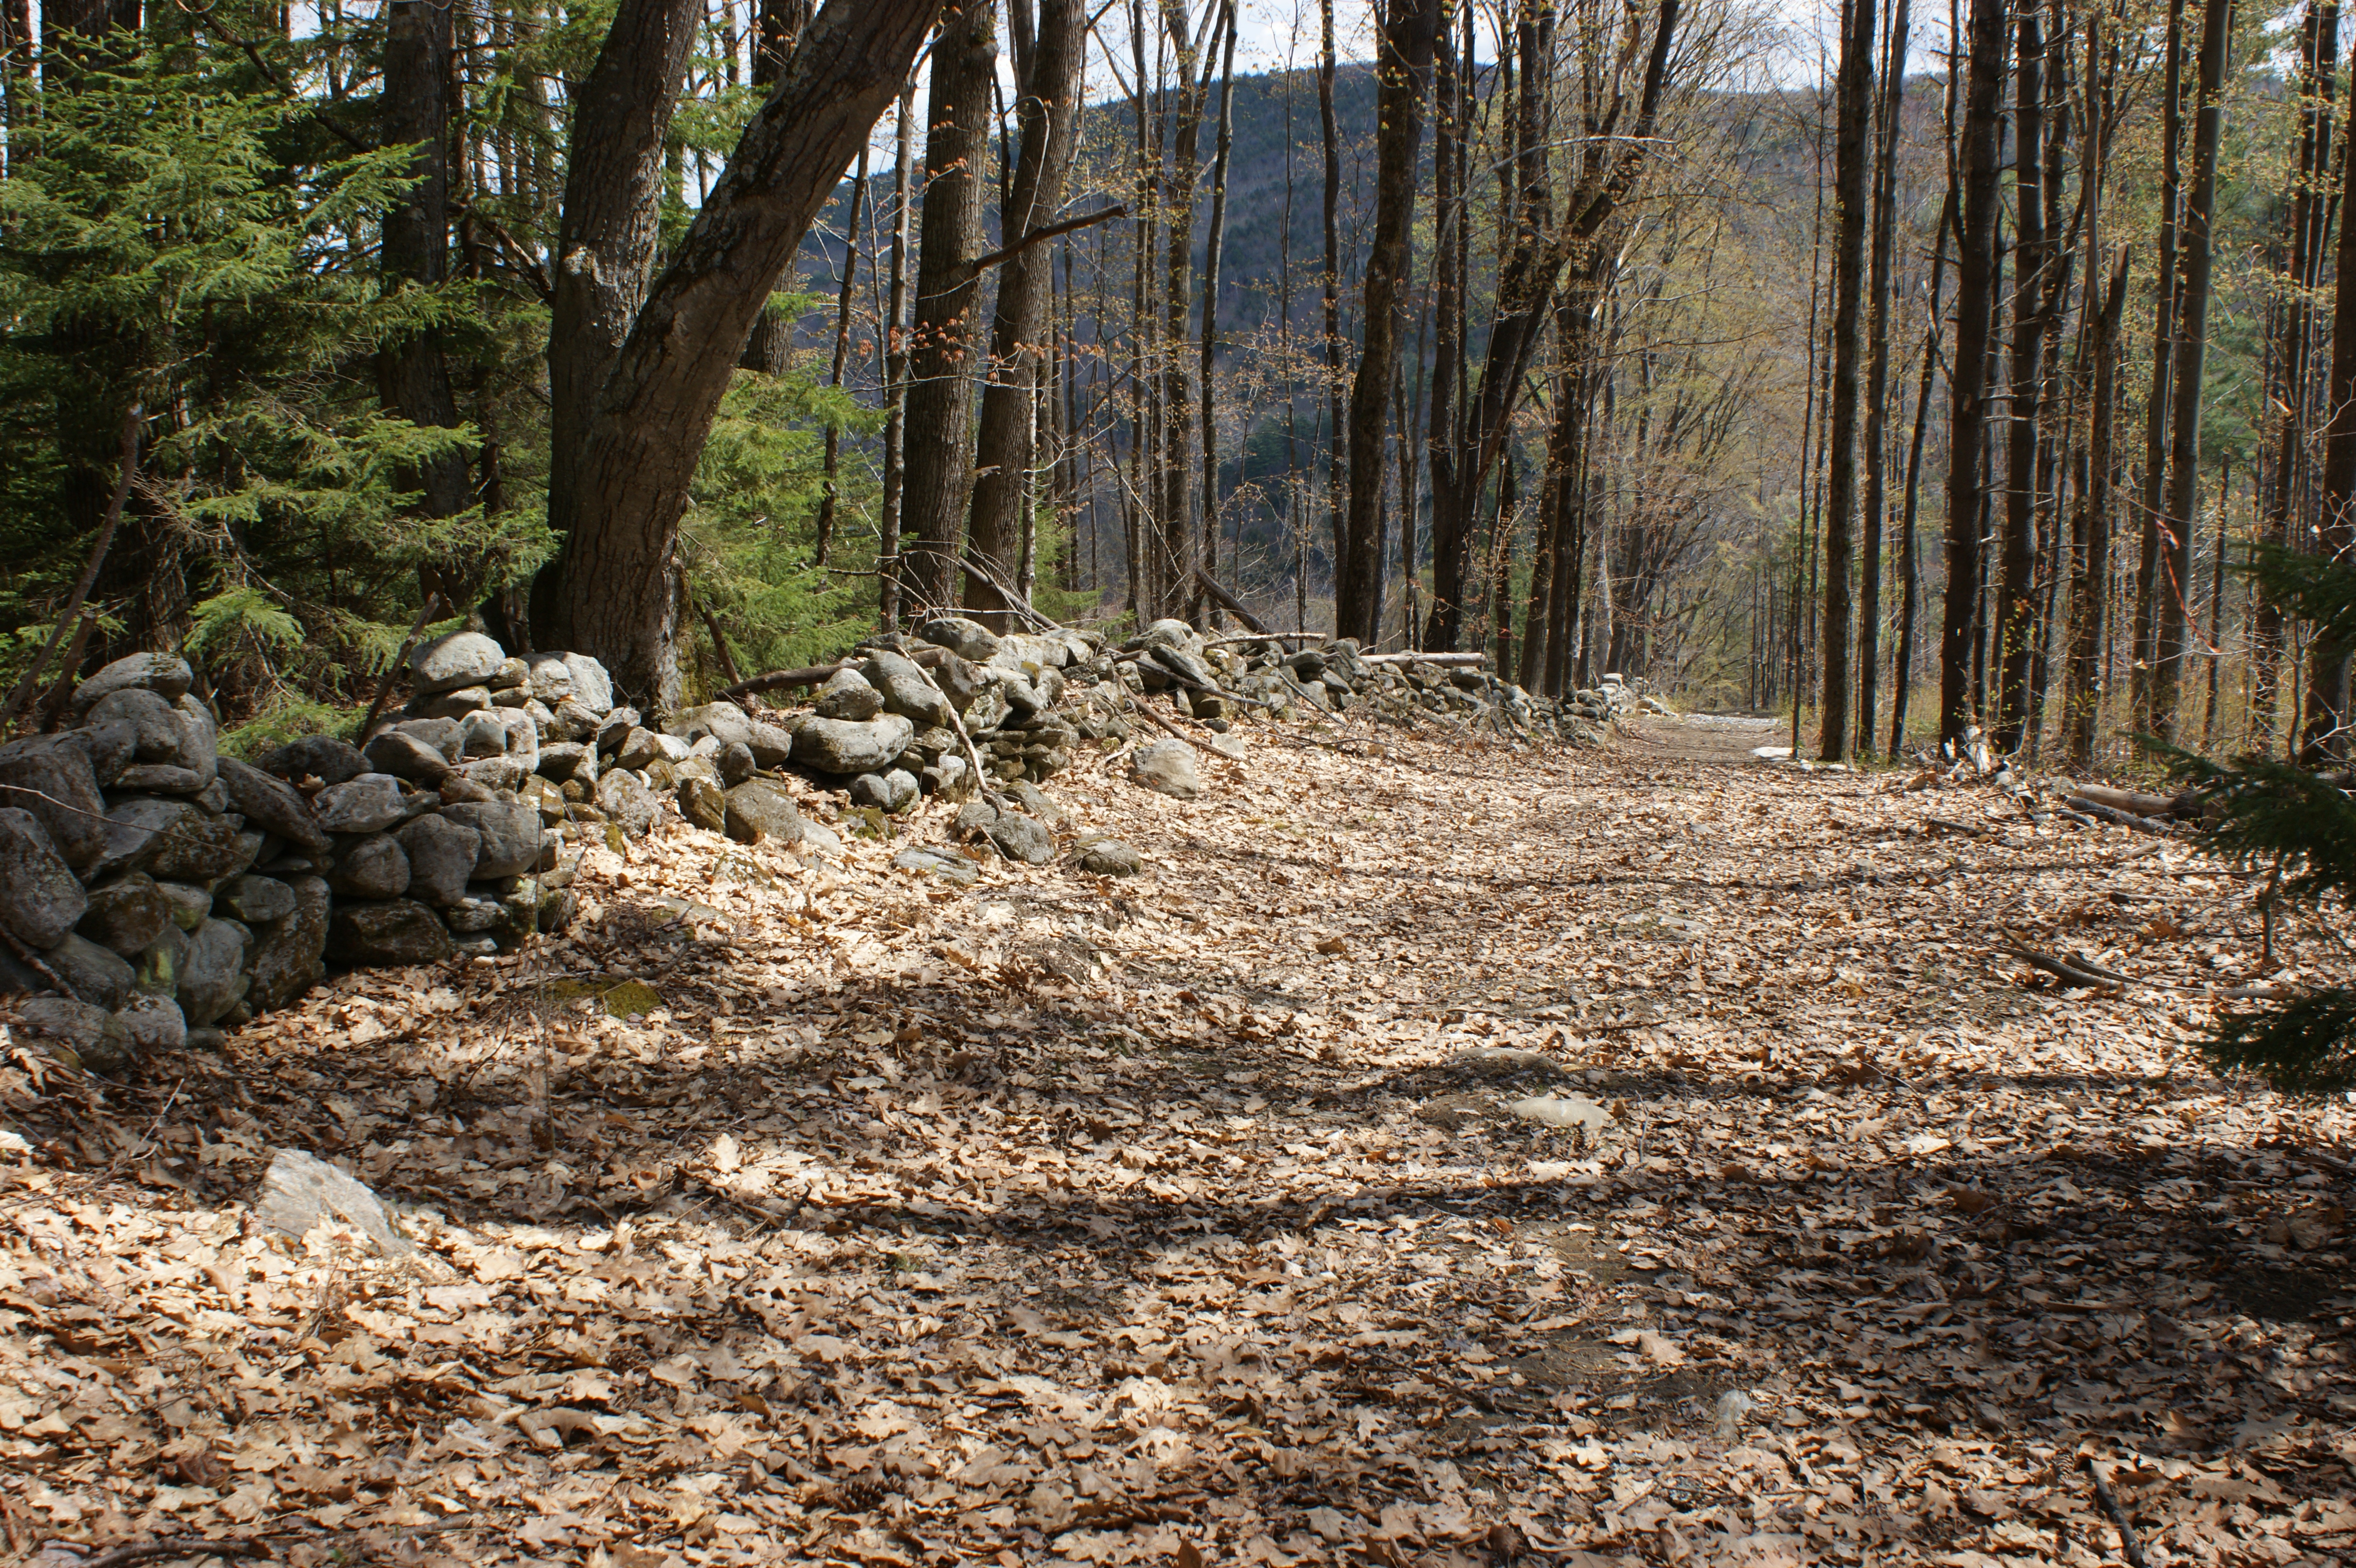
<box><xmin>363</xmin><ymin>728</ymin><xmax>453</xmax><ymax>784</ymax></box>
<box><xmin>722</xmin><ymin>779</ymin><xmax>803</xmax><ymax>846</ymax></box>
<box><xmin>266</xmin><ymin>734</ymin><xmax>368</xmax><ymax>786</ymax></box>
<box><xmin>1128</xmin><ymin>740</ymin><xmax>1203</xmax><ymax>800</ymax></box>
<box><xmin>46</xmin><ymin>934</ymin><xmax>133</xmax><ymax>1010</ymax></box>
<box><xmin>544</xmin><ymin>699</ymin><xmax>601</xmax><ymax>745</ymax></box>
<box><xmin>70</xmin><ymin>652</ymin><xmax>193</xmax><ymax>715</ymax></box>
<box><xmin>0</xmin><ymin>735</ymin><xmax>108</xmax><ymax>866</ymax></box>
<box><xmin>984</xmin><ymin>811</ymin><xmax>1053</xmax><ymax>865</ymax></box>
<box><xmin>392</xmin><ymin>816</ymin><xmax>478</xmax><ymax>906</ymax></box>
<box><xmin>410</xmin><ymin>631</ymin><xmax>505</xmax><ymax>695</ymax></box>
<box><xmin>84</xmin><ymin>799</ymin><xmax>222</xmax><ymax>885</ymax></box>
<box><xmin>245</xmin><ymin>875</ymin><xmax>330</xmax><ymax>1013</ymax></box>
<box><xmin>217</xmin><ymin>757</ymin><xmax>331</xmax><ymax>853</ymax></box>
<box><xmin>327</xmin><ymin>900</ymin><xmax>453</xmax><ymax>967</ymax></box>
<box><xmin>178</xmin><ymin>917</ymin><xmax>251</xmax><ymax>1026</ymax></box>
<box><xmin>788</xmin><ymin>712</ymin><xmax>914</xmax><ymax>776</ymax></box>
<box><xmin>76</xmin><ymin>873</ymin><xmax>171</xmax><ymax>954</ymax></box>
<box><xmin>744</xmin><ymin>720</ymin><xmax>793</xmax><ymax>769</ymax></box>
<box><xmin>327</xmin><ymin>834</ymin><xmax>411</xmax><ymax>900</ymax></box>
<box><xmin>440</xmin><ymin>800</ymin><xmax>542</xmax><ymax>878</ymax></box>
<box><xmin>313</xmin><ymin>774</ymin><xmax>409</xmax><ymax>835</ymax></box>
<box><xmin>595</xmin><ymin>770</ymin><xmax>659</xmax><ymax>838</ymax></box>
<box><xmin>522</xmin><ymin>653</ymin><xmax>576</xmax><ymax>707</ymax></box>
<box><xmin>861</xmin><ymin>651</ymin><xmax>952</xmax><ymax>728</ymax></box>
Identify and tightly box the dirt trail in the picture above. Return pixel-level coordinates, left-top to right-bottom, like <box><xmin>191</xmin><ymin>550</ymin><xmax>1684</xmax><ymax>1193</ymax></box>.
<box><xmin>3</xmin><ymin>715</ymin><xmax>2352</xmax><ymax>1567</ymax></box>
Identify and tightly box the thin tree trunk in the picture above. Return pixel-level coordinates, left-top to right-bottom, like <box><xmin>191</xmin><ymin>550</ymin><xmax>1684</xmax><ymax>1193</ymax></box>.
<box><xmin>812</xmin><ymin>146</ymin><xmax>866</xmax><ymax>569</ymax></box>
<box><xmin>1318</xmin><ymin>0</ymin><xmax>1344</xmax><ymax>628</ymax></box>
<box><xmin>1856</xmin><ymin>0</ymin><xmax>1909</xmax><ymax>757</ymax></box>
<box><xmin>1941</xmin><ymin>0</ymin><xmax>2006</xmax><ymax>744</ymax></box>
<box><xmin>878</xmin><ymin>80</ymin><xmax>917</xmax><ymax>630</ymax></box>
<box><xmin>738</xmin><ymin>0</ymin><xmax>817</xmax><ymax>373</ymax></box>
<box><xmin>1994</xmin><ymin>0</ymin><xmax>2049</xmax><ymax>754</ymax></box>
<box><xmin>2067</xmin><ymin>248</ymin><xmax>2132</xmax><ymax>767</ymax></box>
<box><xmin>1819</xmin><ymin>0</ymin><xmax>1876</xmax><ymax>759</ymax></box>
<box><xmin>2133</xmin><ymin>0</ymin><xmax>2188</xmax><ymax>730</ymax></box>
<box><xmin>1196</xmin><ymin>0</ymin><xmax>1238</xmax><ymax>626</ymax></box>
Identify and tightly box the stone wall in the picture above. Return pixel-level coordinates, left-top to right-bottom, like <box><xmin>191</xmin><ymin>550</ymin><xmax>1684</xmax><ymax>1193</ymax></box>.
<box><xmin>0</xmin><ymin>615</ymin><xmax>1622</xmax><ymax>1072</ymax></box>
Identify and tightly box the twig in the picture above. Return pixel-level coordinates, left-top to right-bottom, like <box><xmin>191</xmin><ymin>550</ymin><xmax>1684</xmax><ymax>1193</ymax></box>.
<box><xmin>1922</xmin><ymin>815</ymin><xmax>1990</xmax><ymax>836</ymax></box>
<box><xmin>39</xmin><ymin>1536</ymin><xmax>270</xmax><ymax>1568</ymax></box>
<box><xmin>0</xmin><ymin>927</ymin><xmax>80</xmax><ymax>1002</ymax></box>
<box><xmin>2</xmin><ymin>406</ymin><xmax>140</xmax><ymax>734</ymax></box>
<box><xmin>2082</xmin><ymin>1455</ymin><xmax>2151</xmax><ymax>1568</ymax></box>
<box><xmin>350</xmin><ymin>592</ymin><xmax>443</xmax><ymax>744</ymax></box>
<box><xmin>1997</xmin><ymin>942</ymin><xmax>2125</xmax><ymax>992</ymax></box>
<box><xmin>966</xmin><ymin>204</ymin><xmax>1126</xmax><ymax>276</ymax></box>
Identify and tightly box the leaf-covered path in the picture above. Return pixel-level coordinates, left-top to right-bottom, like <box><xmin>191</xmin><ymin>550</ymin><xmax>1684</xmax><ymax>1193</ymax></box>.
<box><xmin>5</xmin><ymin>715</ymin><xmax>2353</xmax><ymax>1567</ymax></box>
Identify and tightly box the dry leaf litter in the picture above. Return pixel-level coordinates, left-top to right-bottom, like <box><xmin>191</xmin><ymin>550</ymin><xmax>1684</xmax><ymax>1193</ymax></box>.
<box><xmin>3</xmin><ymin>711</ymin><xmax>2352</xmax><ymax>1568</ymax></box>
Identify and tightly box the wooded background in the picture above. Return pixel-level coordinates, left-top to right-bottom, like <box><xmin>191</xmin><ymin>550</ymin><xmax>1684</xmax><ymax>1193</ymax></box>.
<box><xmin>1</xmin><ymin>0</ymin><xmax>2349</xmax><ymax>771</ymax></box>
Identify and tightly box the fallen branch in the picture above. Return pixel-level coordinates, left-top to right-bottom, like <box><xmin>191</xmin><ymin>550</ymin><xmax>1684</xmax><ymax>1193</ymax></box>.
<box><xmin>2082</xmin><ymin>1456</ymin><xmax>2151</xmax><ymax>1568</ymax></box>
<box><xmin>1361</xmin><ymin>651</ymin><xmax>1484</xmax><ymax>668</ymax></box>
<box><xmin>1998</xmin><ymin>942</ymin><xmax>2125</xmax><ymax>992</ymax></box>
<box><xmin>721</xmin><ymin>661</ymin><xmax>855</xmax><ymax>702</ymax></box>
<box><xmin>44</xmin><ymin>1537</ymin><xmax>271</xmax><ymax>1568</ymax></box>
<box><xmin>2</xmin><ymin>406</ymin><xmax>140</xmax><ymax>735</ymax></box>
<box><xmin>1922</xmin><ymin>816</ymin><xmax>1990</xmax><ymax>837</ymax></box>
<box><xmin>1191</xmin><ymin>567</ymin><xmax>1271</xmax><ymax>634</ymax></box>
<box><xmin>350</xmin><ymin>591</ymin><xmax>443</xmax><ymax>744</ymax></box>
<box><xmin>2064</xmin><ymin>796</ymin><xmax>2177</xmax><ymax>836</ymax></box>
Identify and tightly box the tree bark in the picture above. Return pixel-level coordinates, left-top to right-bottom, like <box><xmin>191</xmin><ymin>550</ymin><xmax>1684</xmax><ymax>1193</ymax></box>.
<box><xmin>547</xmin><ymin>0</ymin><xmax>937</xmax><ymax>710</ymax></box>
<box><xmin>2066</xmin><ymin>248</ymin><xmax>2132</xmax><ymax>767</ymax></box>
<box><xmin>878</xmin><ymin>80</ymin><xmax>917</xmax><ymax>630</ymax></box>
<box><xmin>1819</xmin><ymin>0</ymin><xmax>1876</xmax><ymax>759</ymax></box>
<box><xmin>2311</xmin><ymin>5</ymin><xmax>2356</xmax><ymax>761</ymax></box>
<box><xmin>2132</xmin><ymin>0</ymin><xmax>2188</xmax><ymax>731</ymax></box>
<box><xmin>900</xmin><ymin>0</ymin><xmax>999</xmax><ymax>619</ymax></box>
<box><xmin>2152</xmin><ymin>0</ymin><xmax>2232</xmax><ymax>743</ymax></box>
<box><xmin>1941</xmin><ymin>0</ymin><xmax>2006</xmax><ymax>746</ymax></box>
<box><xmin>1339</xmin><ymin>0</ymin><xmax>1438</xmax><ymax>645</ymax></box>
<box><xmin>1318</xmin><ymin>0</ymin><xmax>1345</xmax><ymax>625</ymax></box>
<box><xmin>739</xmin><ymin>0</ymin><xmax>818</xmax><ymax>374</ymax></box>
<box><xmin>966</xmin><ymin>0</ymin><xmax>1085</xmax><ymax>628</ymax></box>
<box><xmin>1994</xmin><ymin>0</ymin><xmax>2050</xmax><ymax>754</ymax></box>
<box><xmin>1196</xmin><ymin>0</ymin><xmax>1238</xmax><ymax>628</ymax></box>
<box><xmin>1855</xmin><ymin>0</ymin><xmax>1908</xmax><ymax>757</ymax></box>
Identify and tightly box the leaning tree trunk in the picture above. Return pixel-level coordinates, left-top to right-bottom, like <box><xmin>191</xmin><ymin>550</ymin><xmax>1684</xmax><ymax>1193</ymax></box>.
<box><xmin>380</xmin><ymin>0</ymin><xmax>473</xmax><ymax>609</ymax></box>
<box><xmin>548</xmin><ymin>0</ymin><xmax>937</xmax><ymax>711</ymax></box>
<box><xmin>2152</xmin><ymin>0</ymin><xmax>2232</xmax><ymax>743</ymax></box>
<box><xmin>1339</xmin><ymin>0</ymin><xmax>1439</xmax><ymax>645</ymax></box>
<box><xmin>965</xmin><ymin>0</ymin><xmax>1085</xmax><ymax>629</ymax></box>
<box><xmin>1940</xmin><ymin>0</ymin><xmax>2007</xmax><ymax>746</ymax></box>
<box><xmin>543</xmin><ymin>0</ymin><xmax>703</xmax><ymax>563</ymax></box>
<box><xmin>1818</xmin><ymin>0</ymin><xmax>1876</xmax><ymax>760</ymax></box>
<box><xmin>899</xmin><ymin>0</ymin><xmax>999</xmax><ymax>619</ymax></box>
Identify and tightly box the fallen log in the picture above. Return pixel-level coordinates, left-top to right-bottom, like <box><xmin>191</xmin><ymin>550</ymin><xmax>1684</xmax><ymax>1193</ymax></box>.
<box><xmin>721</xmin><ymin>660</ymin><xmax>854</xmax><ymax>701</ymax></box>
<box><xmin>1361</xmin><ymin>651</ymin><xmax>1485</xmax><ymax>668</ymax></box>
<box><xmin>1191</xmin><ymin>568</ymin><xmax>1272</xmax><ymax>635</ymax></box>
<box><xmin>2063</xmin><ymin>795</ymin><xmax>2178</xmax><ymax>836</ymax></box>
<box><xmin>2070</xmin><ymin>781</ymin><xmax>2191</xmax><ymax>818</ymax></box>
<box><xmin>1999</xmin><ymin>943</ymin><xmax>2126</xmax><ymax>991</ymax></box>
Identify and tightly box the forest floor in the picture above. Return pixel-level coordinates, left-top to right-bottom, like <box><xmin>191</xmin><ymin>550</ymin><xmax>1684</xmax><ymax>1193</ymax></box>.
<box><xmin>4</xmin><ymin>709</ymin><xmax>2355</xmax><ymax>1568</ymax></box>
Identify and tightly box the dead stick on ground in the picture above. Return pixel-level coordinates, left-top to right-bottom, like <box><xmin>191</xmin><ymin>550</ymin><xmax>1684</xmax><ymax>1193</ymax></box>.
<box><xmin>2082</xmin><ymin>1455</ymin><xmax>2151</xmax><ymax>1568</ymax></box>
<box><xmin>350</xmin><ymin>592</ymin><xmax>443</xmax><ymax>744</ymax></box>
<box><xmin>1997</xmin><ymin>943</ymin><xmax>2125</xmax><ymax>992</ymax></box>
<box><xmin>45</xmin><ymin>1538</ymin><xmax>271</xmax><ymax>1568</ymax></box>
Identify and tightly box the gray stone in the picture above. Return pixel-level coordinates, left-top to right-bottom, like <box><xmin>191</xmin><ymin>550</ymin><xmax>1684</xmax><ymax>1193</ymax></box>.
<box><xmin>964</xmin><ymin>683</ymin><xmax>1011</xmax><ymax>733</ymax></box>
<box><xmin>1003</xmin><ymin>780</ymin><xmax>1066</xmax><ymax>828</ymax></box>
<box><xmin>327</xmin><ymin>899</ymin><xmax>453</xmax><ymax>967</ymax></box>
<box><xmin>12</xmin><ymin>996</ymin><xmax>131</xmax><ymax>1073</ymax></box>
<box><xmin>669</xmin><ymin>702</ymin><xmax>754</xmax><ymax>750</ymax></box>
<box><xmin>847</xmin><ymin>770</ymin><xmax>915</xmax><ymax>814</ymax></box>
<box><xmin>391</xmin><ymin>816</ymin><xmax>477</xmax><ymax>907</ymax></box>
<box><xmin>918</xmin><ymin>753</ymin><xmax>973</xmax><ymax>800</ymax></box>
<box><xmin>1001</xmin><ymin>676</ymin><xmax>1047</xmax><ymax>718</ymax></box>
<box><xmin>489</xmin><ymin>656</ymin><xmax>528</xmax><ymax>691</ymax></box>
<box><xmin>178</xmin><ymin>917</ymin><xmax>251</xmax><ymax>1026</ymax></box>
<box><xmin>440</xmin><ymin>800</ymin><xmax>541</xmax><ymax>878</ymax></box>
<box><xmin>116</xmin><ymin>992</ymin><xmax>186</xmax><ymax>1053</ymax></box>
<box><xmin>110</xmin><ymin>764</ymin><xmax>211</xmax><ymax>795</ymax></box>
<box><xmin>678</xmin><ymin>774</ymin><xmax>727</xmax><ymax>832</ymax></box>
<box><xmin>788</xmin><ymin>712</ymin><xmax>914</xmax><ymax>775</ymax></box>
<box><xmin>521</xmin><ymin>774</ymin><xmax>566</xmax><ymax>824</ymax></box>
<box><xmin>798</xmin><ymin>818</ymin><xmax>845</xmax><ymax>858</ymax></box>
<box><xmin>155</xmin><ymin>881</ymin><xmax>211</xmax><ymax>932</ymax></box>
<box><xmin>723</xmin><ymin>779</ymin><xmax>803</xmax><ymax>846</ymax></box>
<box><xmin>86</xmin><ymin>687</ymin><xmax>184</xmax><ymax>765</ymax></box>
<box><xmin>0</xmin><ymin>809</ymin><xmax>86</xmax><ymax>948</ymax></box>
<box><xmin>919</xmin><ymin>616</ymin><xmax>1002</xmax><ymax>663</ymax></box>
<box><xmin>614</xmin><ymin>727</ymin><xmax>663</xmax><ymax>771</ymax></box>
<box><xmin>1127</xmin><ymin>740</ymin><xmax>1203</xmax><ymax>800</ymax></box>
<box><xmin>170</xmin><ymin>695</ymin><xmax>220</xmax><ymax>773</ymax></box>
<box><xmin>1506</xmin><ymin>1094</ymin><xmax>1613</xmax><ymax>1133</ymax></box>
<box><xmin>391</xmin><ymin>717</ymin><xmax>465</xmax><ymax>760</ymax></box>
<box><xmin>76</xmin><ymin>873</ymin><xmax>170</xmax><ymax>954</ymax></box>
<box><xmin>212</xmin><ymin>874</ymin><xmax>296</xmax><ymax>925</ymax></box>
<box><xmin>862</xmin><ymin>651</ymin><xmax>952</xmax><ymax>728</ymax></box>
<box><xmin>562</xmin><ymin>654</ymin><xmax>615</xmax><ymax>715</ymax></box>
<box><xmin>133</xmin><ymin>922</ymin><xmax>189</xmax><ymax>997</ymax></box>
<box><xmin>0</xmin><ymin>735</ymin><xmax>108</xmax><ymax>866</ymax></box>
<box><xmin>254</xmin><ymin>1148</ymin><xmax>413</xmax><ymax>1257</ymax></box>
<box><xmin>546</xmin><ymin>699</ymin><xmax>600</xmax><ymax>744</ymax></box>
<box><xmin>405</xmin><ymin>685</ymin><xmax>493</xmax><ymax>721</ymax></box>
<box><xmin>892</xmin><ymin>845</ymin><xmax>980</xmax><ymax>886</ymax></box>
<box><xmin>1071</xmin><ymin>836</ymin><xmax>1141</xmax><ymax>877</ymax></box>
<box><xmin>457</xmin><ymin>709</ymin><xmax>513</xmax><ymax>759</ymax></box>
<box><xmin>747</xmin><ymin>720</ymin><xmax>792</xmax><ymax>769</ymax></box>
<box><xmin>983</xmin><ymin>811</ymin><xmax>1053</xmax><ymax>865</ymax></box>
<box><xmin>71</xmin><ymin>652</ymin><xmax>194</xmax><ymax>714</ymax></box>
<box><xmin>595</xmin><ymin>769</ymin><xmax>659</xmax><ymax>838</ymax></box>
<box><xmin>459</xmin><ymin>755</ymin><xmax>530</xmax><ymax>793</ymax></box>
<box><xmin>536</xmin><ymin>741</ymin><xmax>592</xmax><ymax>782</ymax></box>
<box><xmin>523</xmin><ymin>652</ymin><xmax>575</xmax><ymax>706</ymax></box>
<box><xmin>61</xmin><ymin>713</ymin><xmax>135</xmax><ymax>788</ymax></box>
<box><xmin>46</xmin><ymin>934</ymin><xmax>133</xmax><ymax>1010</ymax></box>
<box><xmin>410</xmin><ymin>630</ymin><xmax>505</xmax><ymax>694</ymax></box>
<box><xmin>435</xmin><ymin>773</ymin><xmax>496</xmax><ymax>807</ymax></box>
<box><xmin>246</xmin><ymin>876</ymin><xmax>329</xmax><ymax>1013</ymax></box>
<box><xmin>328</xmin><ymin>834</ymin><xmax>411</xmax><ymax>900</ymax></box>
<box><xmin>217</xmin><ymin>757</ymin><xmax>330</xmax><ymax>853</ymax></box>
<box><xmin>717</xmin><ymin>740</ymin><xmax>756</xmax><ymax>786</ymax></box>
<box><xmin>363</xmin><ymin>729</ymin><xmax>453</xmax><ymax>784</ymax></box>
<box><xmin>918</xmin><ymin>649</ymin><xmax>987</xmax><ymax>713</ymax></box>
<box><xmin>1450</xmin><ymin>1046</ymin><xmax>1572</xmax><ymax>1081</ymax></box>
<box><xmin>442</xmin><ymin>895</ymin><xmax>502</xmax><ymax>935</ymax></box>
<box><xmin>267</xmin><ymin>735</ymin><xmax>368</xmax><ymax>786</ymax></box>
<box><xmin>815</xmin><ymin>668</ymin><xmax>885</xmax><ymax>721</ymax></box>
<box><xmin>314</xmin><ymin>774</ymin><xmax>409</xmax><ymax>834</ymax></box>
<box><xmin>595</xmin><ymin>707</ymin><xmax>641</xmax><ymax>755</ymax></box>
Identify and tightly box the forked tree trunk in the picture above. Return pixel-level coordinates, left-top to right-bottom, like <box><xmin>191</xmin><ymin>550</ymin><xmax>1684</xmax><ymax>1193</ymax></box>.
<box><xmin>965</xmin><ymin>0</ymin><xmax>1085</xmax><ymax>629</ymax></box>
<box><xmin>547</xmin><ymin>0</ymin><xmax>936</xmax><ymax>710</ymax></box>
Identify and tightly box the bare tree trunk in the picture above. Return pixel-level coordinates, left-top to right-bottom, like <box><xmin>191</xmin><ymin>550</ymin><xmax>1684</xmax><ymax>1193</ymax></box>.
<box><xmin>1855</xmin><ymin>0</ymin><xmax>1909</xmax><ymax>756</ymax></box>
<box><xmin>2309</xmin><ymin>44</ymin><xmax>2356</xmax><ymax>760</ymax></box>
<box><xmin>966</xmin><ymin>0</ymin><xmax>1085</xmax><ymax>628</ymax></box>
<box><xmin>2152</xmin><ymin>0</ymin><xmax>2232</xmax><ymax>743</ymax></box>
<box><xmin>1339</xmin><ymin>0</ymin><xmax>1438</xmax><ymax>645</ymax></box>
<box><xmin>546</xmin><ymin>0</ymin><xmax>936</xmax><ymax>709</ymax></box>
<box><xmin>1889</xmin><ymin>202</ymin><xmax>1952</xmax><ymax>756</ymax></box>
<box><xmin>812</xmin><ymin>148</ymin><xmax>866</xmax><ymax>568</ymax></box>
<box><xmin>1942</xmin><ymin>0</ymin><xmax>2006</xmax><ymax>745</ymax></box>
<box><xmin>900</xmin><ymin>0</ymin><xmax>998</xmax><ymax>619</ymax></box>
<box><xmin>738</xmin><ymin>0</ymin><xmax>816</xmax><ymax>373</ymax></box>
<box><xmin>1819</xmin><ymin>0</ymin><xmax>1876</xmax><ymax>759</ymax></box>
<box><xmin>2066</xmin><ymin>249</ymin><xmax>2132</xmax><ymax>768</ymax></box>
<box><xmin>1195</xmin><ymin>1</ymin><xmax>1239</xmax><ymax>626</ymax></box>
<box><xmin>2133</xmin><ymin>0</ymin><xmax>2187</xmax><ymax>730</ymax></box>
<box><xmin>878</xmin><ymin>80</ymin><xmax>916</xmax><ymax>630</ymax></box>
<box><xmin>1318</xmin><ymin>0</ymin><xmax>1344</xmax><ymax>624</ymax></box>
<box><xmin>1994</xmin><ymin>0</ymin><xmax>2050</xmax><ymax>754</ymax></box>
